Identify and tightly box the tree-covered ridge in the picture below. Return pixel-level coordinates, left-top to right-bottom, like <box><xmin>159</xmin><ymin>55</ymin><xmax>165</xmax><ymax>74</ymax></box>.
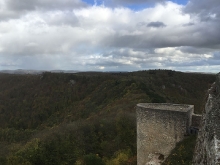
<box><xmin>0</xmin><ymin>70</ymin><xmax>216</xmax><ymax>164</ymax></box>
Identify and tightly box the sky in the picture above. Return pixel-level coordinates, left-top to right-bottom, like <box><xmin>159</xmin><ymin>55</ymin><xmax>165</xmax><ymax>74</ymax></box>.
<box><xmin>0</xmin><ymin>0</ymin><xmax>219</xmax><ymax>72</ymax></box>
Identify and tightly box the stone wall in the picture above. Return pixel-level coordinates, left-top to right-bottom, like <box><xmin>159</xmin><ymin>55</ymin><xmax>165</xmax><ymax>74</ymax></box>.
<box><xmin>137</xmin><ymin>103</ymin><xmax>194</xmax><ymax>165</ymax></box>
<box><xmin>193</xmin><ymin>73</ymin><xmax>220</xmax><ymax>165</ymax></box>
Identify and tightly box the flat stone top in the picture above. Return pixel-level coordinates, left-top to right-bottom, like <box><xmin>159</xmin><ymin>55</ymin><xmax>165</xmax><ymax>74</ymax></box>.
<box><xmin>137</xmin><ymin>103</ymin><xmax>193</xmax><ymax>112</ymax></box>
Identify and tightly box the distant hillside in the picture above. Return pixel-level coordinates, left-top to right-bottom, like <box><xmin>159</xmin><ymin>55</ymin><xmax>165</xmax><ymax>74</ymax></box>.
<box><xmin>0</xmin><ymin>70</ymin><xmax>215</xmax><ymax>165</ymax></box>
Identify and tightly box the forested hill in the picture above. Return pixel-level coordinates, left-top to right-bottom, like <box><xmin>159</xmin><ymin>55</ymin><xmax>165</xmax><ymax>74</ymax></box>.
<box><xmin>0</xmin><ymin>70</ymin><xmax>215</xmax><ymax>165</ymax></box>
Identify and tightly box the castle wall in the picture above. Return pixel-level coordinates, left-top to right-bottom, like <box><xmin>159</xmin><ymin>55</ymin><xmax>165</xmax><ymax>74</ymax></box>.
<box><xmin>137</xmin><ymin>103</ymin><xmax>194</xmax><ymax>165</ymax></box>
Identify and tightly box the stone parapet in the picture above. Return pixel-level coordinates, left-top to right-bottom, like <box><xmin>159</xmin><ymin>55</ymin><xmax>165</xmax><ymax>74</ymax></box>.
<box><xmin>137</xmin><ymin>103</ymin><xmax>194</xmax><ymax>165</ymax></box>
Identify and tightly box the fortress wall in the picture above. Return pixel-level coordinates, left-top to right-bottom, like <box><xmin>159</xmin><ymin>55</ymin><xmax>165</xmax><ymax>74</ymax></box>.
<box><xmin>137</xmin><ymin>103</ymin><xmax>193</xmax><ymax>165</ymax></box>
<box><xmin>193</xmin><ymin>73</ymin><xmax>220</xmax><ymax>165</ymax></box>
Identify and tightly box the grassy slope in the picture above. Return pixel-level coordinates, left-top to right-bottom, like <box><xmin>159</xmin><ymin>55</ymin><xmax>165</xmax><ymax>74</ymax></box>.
<box><xmin>162</xmin><ymin>135</ymin><xmax>197</xmax><ymax>165</ymax></box>
<box><xmin>0</xmin><ymin>70</ymin><xmax>216</xmax><ymax>165</ymax></box>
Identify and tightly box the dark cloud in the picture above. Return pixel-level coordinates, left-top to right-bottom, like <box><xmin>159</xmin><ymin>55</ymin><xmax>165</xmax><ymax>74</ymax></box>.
<box><xmin>6</xmin><ymin>0</ymin><xmax>87</xmax><ymax>11</ymax></box>
<box><xmin>101</xmin><ymin>32</ymin><xmax>190</xmax><ymax>49</ymax></box>
<box><xmin>147</xmin><ymin>21</ymin><xmax>166</xmax><ymax>28</ymax></box>
<box><xmin>0</xmin><ymin>0</ymin><xmax>87</xmax><ymax>21</ymax></box>
<box><xmin>184</xmin><ymin>0</ymin><xmax>220</xmax><ymax>22</ymax></box>
<box><xmin>137</xmin><ymin>21</ymin><xmax>166</xmax><ymax>28</ymax></box>
<box><xmin>178</xmin><ymin>47</ymin><xmax>213</xmax><ymax>54</ymax></box>
<box><xmin>0</xmin><ymin>12</ymin><xmax>21</xmax><ymax>21</ymax></box>
<box><xmin>102</xmin><ymin>22</ymin><xmax>220</xmax><ymax>50</ymax></box>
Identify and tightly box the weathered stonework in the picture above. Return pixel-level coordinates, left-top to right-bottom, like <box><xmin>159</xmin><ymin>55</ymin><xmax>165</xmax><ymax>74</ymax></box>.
<box><xmin>137</xmin><ymin>103</ymin><xmax>194</xmax><ymax>165</ymax></box>
<box><xmin>193</xmin><ymin>73</ymin><xmax>220</xmax><ymax>165</ymax></box>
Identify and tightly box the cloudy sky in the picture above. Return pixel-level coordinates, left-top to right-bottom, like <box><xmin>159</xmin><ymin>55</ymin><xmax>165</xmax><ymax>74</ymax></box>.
<box><xmin>0</xmin><ymin>0</ymin><xmax>219</xmax><ymax>72</ymax></box>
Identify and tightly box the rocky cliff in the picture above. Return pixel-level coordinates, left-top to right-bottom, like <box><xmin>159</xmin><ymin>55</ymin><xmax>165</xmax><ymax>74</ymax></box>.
<box><xmin>193</xmin><ymin>73</ymin><xmax>220</xmax><ymax>165</ymax></box>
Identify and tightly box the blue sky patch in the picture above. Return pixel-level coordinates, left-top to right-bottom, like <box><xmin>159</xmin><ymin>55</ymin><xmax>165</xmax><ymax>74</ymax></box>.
<box><xmin>82</xmin><ymin>0</ymin><xmax>189</xmax><ymax>8</ymax></box>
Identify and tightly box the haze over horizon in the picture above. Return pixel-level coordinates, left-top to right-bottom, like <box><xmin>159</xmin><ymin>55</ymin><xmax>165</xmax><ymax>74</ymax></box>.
<box><xmin>0</xmin><ymin>0</ymin><xmax>219</xmax><ymax>73</ymax></box>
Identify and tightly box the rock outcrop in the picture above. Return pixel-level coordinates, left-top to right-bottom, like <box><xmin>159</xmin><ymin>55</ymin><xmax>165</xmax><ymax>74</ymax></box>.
<box><xmin>193</xmin><ymin>73</ymin><xmax>220</xmax><ymax>165</ymax></box>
